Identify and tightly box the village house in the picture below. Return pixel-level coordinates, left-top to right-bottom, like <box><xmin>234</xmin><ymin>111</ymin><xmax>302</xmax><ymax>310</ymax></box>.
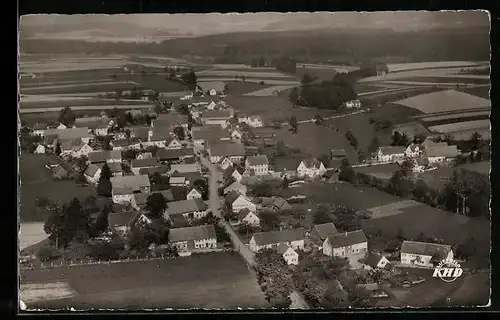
<box><xmin>220</xmin><ymin>157</ymin><xmax>234</xmax><ymax>171</ymax></box>
<box><xmin>170</xmin><ymin>163</ymin><xmax>200</xmax><ymax>174</ymax></box>
<box><xmin>89</xmin><ymin>150</ymin><xmax>122</xmax><ymax>164</ymax></box>
<box><xmin>197</xmin><ymin>81</ymin><xmax>226</xmax><ymax>96</ymax></box>
<box><xmin>230</xmin><ymin>128</ymin><xmax>243</xmax><ymax>141</ymax></box>
<box><xmin>32</xmin><ymin>123</ymin><xmax>49</xmax><ymax>137</ymax></box>
<box><xmin>156</xmin><ymin>147</ymin><xmax>195</xmax><ymax>162</ymax></box>
<box><xmin>411</xmin><ymin>157</ymin><xmax>430</xmax><ymax>173</ymax></box>
<box><xmin>187</xmin><ymin>187</ymin><xmax>203</xmax><ymax>200</ymax></box>
<box><xmin>202</xmin><ymin>110</ymin><xmax>233</xmax><ymax>127</ymax></box>
<box><xmin>223</xmin><ymin>180</ymin><xmax>248</xmax><ymax>196</ymax></box>
<box><xmin>153</xmin><ymin>113</ymin><xmax>188</xmax><ymax>129</ymax></box>
<box><xmin>277</xmin><ymin>243</ymin><xmax>299</xmax><ymax>265</ymax></box>
<box><xmin>74</xmin><ymin>116</ymin><xmax>110</xmax><ymax>136</ymax></box>
<box><xmin>425</xmin><ymin>144</ymin><xmax>459</xmax><ymax>165</ymax></box>
<box><xmin>343</xmin><ymin>99</ymin><xmax>362</xmax><ymax>109</ymax></box>
<box><xmin>206</xmin><ymin>100</ymin><xmax>217</xmax><ymax>110</ymax></box>
<box><xmin>169</xmin><ymin>224</ymin><xmax>217</xmax><ymax>253</ymax></box>
<box><xmin>405</xmin><ymin>143</ymin><xmax>425</xmax><ymax>158</ymax></box>
<box><xmin>297</xmin><ymin>158</ymin><xmax>327</xmax><ymax>179</ymax></box>
<box><xmin>111</xmin><ymin>187</ymin><xmax>135</xmax><ymax>204</ymax></box>
<box><xmin>55</xmin><ymin>139</ymin><xmax>93</xmax><ymax>158</ymax></box>
<box><xmin>260</xmin><ymin>197</ymin><xmax>292</xmax><ymax>212</ymax></box>
<box><xmin>34</xmin><ymin>144</ymin><xmax>46</xmax><ymax>154</ymax></box>
<box><xmin>249</xmin><ymin>228</ymin><xmax>306</xmax><ymax>253</ymax></box>
<box><xmin>43</xmin><ymin>127</ymin><xmax>93</xmax><ymax>144</ymax></box>
<box><xmin>131</xmin><ymin>190</ymin><xmax>175</xmax><ymax>211</ymax></box>
<box><xmin>84</xmin><ymin>164</ymin><xmax>102</xmax><ymax>184</ymax></box>
<box><xmin>222</xmin><ymin>166</ymin><xmax>245</xmax><ymax>182</ymax></box>
<box><xmin>108</xmin><ymin>211</ymin><xmax>151</xmax><ymax>234</ymax></box>
<box><xmin>208</xmin><ymin>141</ymin><xmax>246</xmax><ymax>164</ymax></box>
<box><xmin>239</xmin><ymin>115</ymin><xmax>264</xmax><ymax>128</ymax></box>
<box><xmin>309</xmin><ymin>223</ymin><xmax>339</xmax><ymax>248</ymax></box>
<box><xmin>235</xmin><ymin>208</ymin><xmax>260</xmax><ymax>227</ymax></box>
<box><xmin>322</xmin><ymin>230</ymin><xmax>368</xmax><ymax>259</ymax></box>
<box><xmin>169</xmin><ymin>176</ymin><xmax>187</xmax><ymax>187</ymax></box>
<box><xmin>125</xmin><ymin>126</ymin><xmax>150</xmax><ymax>142</ymax></box>
<box><xmin>421</xmin><ymin>139</ymin><xmax>448</xmax><ymax>149</ymax></box>
<box><xmin>146</xmin><ymin>129</ymin><xmax>179</xmax><ymax>149</ymax></box>
<box><xmin>164</xmin><ymin>198</ymin><xmax>209</xmax><ymax>221</ymax></box>
<box><xmin>111</xmin><ymin>139</ymin><xmax>130</xmax><ymax>151</ymax></box>
<box><xmin>329</xmin><ymin>149</ymin><xmax>348</xmax><ymax>166</ymax></box>
<box><xmin>375</xmin><ymin>146</ymin><xmax>406</xmax><ymax>163</ymax></box>
<box><xmin>400</xmin><ymin>241</ymin><xmax>454</xmax><ymax>268</ymax></box>
<box><xmin>392</xmin><ymin>122</ymin><xmax>430</xmax><ymax>140</ymax></box>
<box><xmin>111</xmin><ymin>174</ymin><xmax>151</xmax><ymax>195</ymax></box>
<box><xmin>226</xmin><ymin>191</ymin><xmax>257</xmax><ymax>213</ymax></box>
<box><xmin>191</xmin><ymin>125</ymin><xmax>230</xmax><ymax>149</ymax></box>
<box><xmin>130</xmin><ymin>158</ymin><xmax>160</xmax><ymax>175</ymax></box>
<box><xmin>170</xmin><ymin>171</ymin><xmax>203</xmax><ymax>186</ymax></box>
<box><xmin>245</xmin><ymin>155</ymin><xmax>269</xmax><ymax>176</ymax></box>
<box><xmin>363</xmin><ymin>252</ymin><xmax>391</xmax><ymax>270</ymax></box>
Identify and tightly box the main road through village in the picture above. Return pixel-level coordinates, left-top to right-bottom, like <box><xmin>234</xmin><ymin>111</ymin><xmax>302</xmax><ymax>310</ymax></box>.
<box><xmin>199</xmin><ymin>152</ymin><xmax>310</xmax><ymax>309</ymax></box>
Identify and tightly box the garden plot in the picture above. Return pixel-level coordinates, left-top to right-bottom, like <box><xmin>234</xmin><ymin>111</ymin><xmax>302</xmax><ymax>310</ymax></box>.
<box><xmin>427</xmin><ymin>119</ymin><xmax>490</xmax><ymax>134</ymax></box>
<box><xmin>367</xmin><ymin>200</ymin><xmax>421</xmax><ymax>219</ymax></box>
<box><xmin>393</xmin><ymin>89</ymin><xmax>491</xmax><ymax>114</ymax></box>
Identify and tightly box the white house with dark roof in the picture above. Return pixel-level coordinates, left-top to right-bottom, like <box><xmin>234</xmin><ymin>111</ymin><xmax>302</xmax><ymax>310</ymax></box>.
<box><xmin>230</xmin><ymin>128</ymin><xmax>243</xmax><ymax>140</ymax></box>
<box><xmin>197</xmin><ymin>81</ymin><xmax>226</xmax><ymax>96</ymax></box>
<box><xmin>239</xmin><ymin>115</ymin><xmax>264</xmax><ymax>128</ymax></box>
<box><xmin>309</xmin><ymin>223</ymin><xmax>339</xmax><ymax>248</ymax></box>
<box><xmin>89</xmin><ymin>150</ymin><xmax>122</xmax><ymax>164</ymax></box>
<box><xmin>44</xmin><ymin>127</ymin><xmax>92</xmax><ymax>143</ymax></box>
<box><xmin>277</xmin><ymin>243</ymin><xmax>299</xmax><ymax>265</ymax></box>
<box><xmin>156</xmin><ymin>147</ymin><xmax>195</xmax><ymax>162</ymax></box>
<box><xmin>220</xmin><ymin>157</ymin><xmax>234</xmax><ymax>171</ymax></box>
<box><xmin>131</xmin><ymin>158</ymin><xmax>160</xmax><ymax>175</ymax></box>
<box><xmin>425</xmin><ymin>145</ymin><xmax>459</xmax><ymax>165</ymax></box>
<box><xmin>169</xmin><ymin>176</ymin><xmax>187</xmax><ymax>186</ymax></box>
<box><xmin>404</xmin><ymin>143</ymin><xmax>425</xmax><ymax>158</ymax></box>
<box><xmin>208</xmin><ymin>141</ymin><xmax>246</xmax><ymax>164</ymax></box>
<box><xmin>74</xmin><ymin>116</ymin><xmax>110</xmax><ymax>136</ymax></box>
<box><xmin>260</xmin><ymin>197</ymin><xmax>292</xmax><ymax>212</ymax></box>
<box><xmin>296</xmin><ymin>158</ymin><xmax>327</xmax><ymax>178</ymax></box>
<box><xmin>363</xmin><ymin>252</ymin><xmax>391</xmax><ymax>270</ymax></box>
<box><xmin>84</xmin><ymin>164</ymin><xmax>102</xmax><ymax>184</ymax></box>
<box><xmin>235</xmin><ymin>208</ymin><xmax>260</xmax><ymax>226</ymax></box>
<box><xmin>164</xmin><ymin>198</ymin><xmax>209</xmax><ymax>221</ymax></box>
<box><xmin>323</xmin><ymin>230</ymin><xmax>368</xmax><ymax>259</ymax></box>
<box><xmin>225</xmin><ymin>191</ymin><xmax>257</xmax><ymax>213</ymax></box>
<box><xmin>223</xmin><ymin>180</ymin><xmax>247</xmax><ymax>196</ymax></box>
<box><xmin>111</xmin><ymin>187</ymin><xmax>135</xmax><ymax>204</ymax></box>
<box><xmin>187</xmin><ymin>187</ymin><xmax>203</xmax><ymax>200</ymax></box>
<box><xmin>108</xmin><ymin>211</ymin><xmax>151</xmax><ymax>234</ymax></box>
<box><xmin>400</xmin><ymin>240</ymin><xmax>453</xmax><ymax>268</ymax></box>
<box><xmin>245</xmin><ymin>155</ymin><xmax>269</xmax><ymax>176</ymax></box>
<box><xmin>56</xmin><ymin>139</ymin><xmax>93</xmax><ymax>158</ymax></box>
<box><xmin>169</xmin><ymin>224</ymin><xmax>217</xmax><ymax>253</ymax></box>
<box><xmin>249</xmin><ymin>228</ymin><xmax>305</xmax><ymax>253</ymax></box>
<box><xmin>376</xmin><ymin>146</ymin><xmax>406</xmax><ymax>163</ymax></box>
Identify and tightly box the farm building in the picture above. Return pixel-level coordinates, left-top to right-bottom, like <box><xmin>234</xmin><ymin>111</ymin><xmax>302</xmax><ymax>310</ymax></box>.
<box><xmin>125</xmin><ymin>126</ymin><xmax>150</xmax><ymax>141</ymax></box>
<box><xmin>191</xmin><ymin>125</ymin><xmax>230</xmax><ymax>148</ymax></box>
<box><xmin>131</xmin><ymin>190</ymin><xmax>175</xmax><ymax>211</ymax></box>
<box><xmin>375</xmin><ymin>146</ymin><xmax>406</xmax><ymax>163</ymax></box>
<box><xmin>239</xmin><ymin>115</ymin><xmax>264</xmax><ymax>128</ymax></box>
<box><xmin>108</xmin><ymin>211</ymin><xmax>151</xmax><ymax>234</ymax></box>
<box><xmin>296</xmin><ymin>158</ymin><xmax>327</xmax><ymax>179</ymax></box>
<box><xmin>309</xmin><ymin>223</ymin><xmax>339</xmax><ymax>248</ymax></box>
<box><xmin>225</xmin><ymin>191</ymin><xmax>257</xmax><ymax>213</ymax></box>
<box><xmin>245</xmin><ymin>155</ymin><xmax>269</xmax><ymax>176</ymax></box>
<box><xmin>224</xmin><ymin>180</ymin><xmax>247</xmax><ymax>196</ymax></box>
<box><xmin>322</xmin><ymin>230</ymin><xmax>368</xmax><ymax>260</ymax></box>
<box><xmin>404</xmin><ymin>143</ymin><xmax>425</xmax><ymax>158</ymax></box>
<box><xmin>277</xmin><ymin>243</ymin><xmax>299</xmax><ymax>265</ymax></box>
<box><xmin>202</xmin><ymin>110</ymin><xmax>233</xmax><ymax>127</ymax></box>
<box><xmin>84</xmin><ymin>164</ymin><xmax>102</xmax><ymax>184</ymax></box>
<box><xmin>55</xmin><ymin>139</ymin><xmax>93</xmax><ymax>158</ymax></box>
<box><xmin>153</xmin><ymin>113</ymin><xmax>188</xmax><ymax>128</ymax></box>
<box><xmin>111</xmin><ymin>175</ymin><xmax>151</xmax><ymax>194</ymax></box>
<box><xmin>111</xmin><ymin>187</ymin><xmax>134</xmax><ymax>204</ymax></box>
<box><xmin>424</xmin><ymin>145</ymin><xmax>459</xmax><ymax>164</ymax></box>
<box><xmin>392</xmin><ymin>122</ymin><xmax>430</xmax><ymax>140</ymax></box>
<box><xmin>164</xmin><ymin>198</ymin><xmax>209</xmax><ymax>221</ymax></box>
<box><xmin>362</xmin><ymin>252</ymin><xmax>391</xmax><ymax>270</ymax></box>
<box><xmin>169</xmin><ymin>225</ymin><xmax>217</xmax><ymax>253</ymax></box>
<box><xmin>74</xmin><ymin>116</ymin><xmax>110</xmax><ymax>136</ymax></box>
<box><xmin>208</xmin><ymin>141</ymin><xmax>246</xmax><ymax>164</ymax></box>
<box><xmin>131</xmin><ymin>158</ymin><xmax>160</xmax><ymax>175</ymax></box>
<box><xmin>235</xmin><ymin>208</ymin><xmax>260</xmax><ymax>226</ymax></box>
<box><xmin>187</xmin><ymin>187</ymin><xmax>203</xmax><ymax>200</ymax></box>
<box><xmin>156</xmin><ymin>147</ymin><xmax>194</xmax><ymax>162</ymax></box>
<box><xmin>42</xmin><ymin>127</ymin><xmax>92</xmax><ymax>143</ymax></box>
<box><xmin>89</xmin><ymin>150</ymin><xmax>122</xmax><ymax>164</ymax></box>
<box><xmin>249</xmin><ymin>228</ymin><xmax>305</xmax><ymax>253</ymax></box>
<box><xmin>400</xmin><ymin>240</ymin><xmax>454</xmax><ymax>268</ymax></box>
<box><xmin>260</xmin><ymin>197</ymin><xmax>292</xmax><ymax>212</ymax></box>
<box><xmin>197</xmin><ymin>81</ymin><xmax>226</xmax><ymax>96</ymax></box>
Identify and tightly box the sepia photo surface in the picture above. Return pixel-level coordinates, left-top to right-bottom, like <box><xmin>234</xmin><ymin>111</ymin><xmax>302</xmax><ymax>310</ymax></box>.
<box><xmin>18</xmin><ymin>11</ymin><xmax>491</xmax><ymax>310</ymax></box>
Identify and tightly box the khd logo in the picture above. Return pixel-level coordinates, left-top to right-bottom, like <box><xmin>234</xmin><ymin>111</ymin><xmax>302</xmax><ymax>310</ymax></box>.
<box><xmin>432</xmin><ymin>259</ymin><xmax>463</xmax><ymax>283</ymax></box>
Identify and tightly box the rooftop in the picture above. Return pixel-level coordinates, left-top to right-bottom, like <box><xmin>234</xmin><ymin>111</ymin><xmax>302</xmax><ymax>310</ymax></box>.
<box><xmin>252</xmin><ymin>228</ymin><xmax>305</xmax><ymax>246</ymax></box>
<box><xmin>197</xmin><ymin>81</ymin><xmax>226</xmax><ymax>93</ymax></box>
<box><xmin>401</xmin><ymin>240</ymin><xmax>452</xmax><ymax>259</ymax></box>
<box><xmin>131</xmin><ymin>158</ymin><xmax>160</xmax><ymax>168</ymax></box>
<box><xmin>170</xmin><ymin>163</ymin><xmax>199</xmax><ymax>174</ymax></box>
<box><xmin>326</xmin><ymin>230</ymin><xmax>368</xmax><ymax>249</ymax></box>
<box><xmin>209</xmin><ymin>141</ymin><xmax>246</xmax><ymax>157</ymax></box>
<box><xmin>425</xmin><ymin>145</ymin><xmax>459</xmax><ymax>158</ymax></box>
<box><xmin>246</xmin><ymin>155</ymin><xmax>269</xmax><ymax>166</ymax></box>
<box><xmin>378</xmin><ymin>146</ymin><xmax>406</xmax><ymax>156</ymax></box>
<box><xmin>169</xmin><ymin>224</ymin><xmax>217</xmax><ymax>242</ymax></box>
<box><xmin>313</xmin><ymin>223</ymin><xmax>339</xmax><ymax>240</ymax></box>
<box><xmin>111</xmin><ymin>175</ymin><xmax>150</xmax><ymax>191</ymax></box>
<box><xmin>133</xmin><ymin>190</ymin><xmax>175</xmax><ymax>206</ymax></box>
<box><xmin>89</xmin><ymin>150</ymin><xmax>122</xmax><ymax>163</ymax></box>
<box><xmin>166</xmin><ymin>198</ymin><xmax>208</xmax><ymax>215</ymax></box>
<box><xmin>157</xmin><ymin>147</ymin><xmax>194</xmax><ymax>160</ymax></box>
<box><xmin>191</xmin><ymin>125</ymin><xmax>229</xmax><ymax>141</ymax></box>
<box><xmin>202</xmin><ymin>110</ymin><xmax>232</xmax><ymax>119</ymax></box>
<box><xmin>301</xmin><ymin>158</ymin><xmax>324</xmax><ymax>169</ymax></box>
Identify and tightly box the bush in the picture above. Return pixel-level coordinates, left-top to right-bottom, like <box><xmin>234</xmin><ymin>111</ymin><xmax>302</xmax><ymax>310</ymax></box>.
<box><xmin>37</xmin><ymin>246</ymin><xmax>61</xmax><ymax>262</ymax></box>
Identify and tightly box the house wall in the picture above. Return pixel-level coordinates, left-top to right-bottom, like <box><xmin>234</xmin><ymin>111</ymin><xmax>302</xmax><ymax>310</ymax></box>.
<box><xmin>194</xmin><ymin>237</ymin><xmax>217</xmax><ymax>249</ymax></box>
<box><xmin>232</xmin><ymin>197</ymin><xmax>257</xmax><ymax>213</ymax></box>
<box><xmin>248</xmin><ymin>164</ymin><xmax>269</xmax><ymax>176</ymax></box>
<box><xmin>84</xmin><ymin>169</ymin><xmax>101</xmax><ymax>184</ymax></box>
<box><xmin>284</xmin><ymin>250</ymin><xmax>299</xmax><ymax>265</ymax></box>
<box><xmin>232</xmin><ymin>171</ymin><xmax>243</xmax><ymax>182</ymax></box>
<box><xmin>166</xmin><ymin>141</ymin><xmax>182</xmax><ymax>150</ymax></box>
<box><xmin>242</xmin><ymin>212</ymin><xmax>260</xmax><ymax>226</ymax></box>
<box><xmin>297</xmin><ymin>163</ymin><xmax>326</xmax><ymax>178</ymax></box>
<box><xmin>112</xmin><ymin>194</ymin><xmax>133</xmax><ymax>204</ymax></box>
<box><xmin>377</xmin><ymin>257</ymin><xmax>390</xmax><ymax>268</ymax></box>
<box><xmin>187</xmin><ymin>190</ymin><xmax>202</xmax><ymax>200</ymax></box>
<box><xmin>210</xmin><ymin>155</ymin><xmax>222</xmax><ymax>164</ymax></box>
<box><xmin>204</xmin><ymin>119</ymin><xmax>228</xmax><ymax>127</ymax></box>
<box><xmin>401</xmin><ymin>253</ymin><xmax>433</xmax><ymax>267</ymax></box>
<box><xmin>324</xmin><ymin>241</ymin><xmax>368</xmax><ymax>258</ymax></box>
<box><xmin>94</xmin><ymin>128</ymin><xmax>108</xmax><ymax>136</ymax></box>
<box><xmin>220</xmin><ymin>159</ymin><xmax>233</xmax><ymax>170</ymax></box>
<box><xmin>249</xmin><ymin>239</ymin><xmax>305</xmax><ymax>253</ymax></box>
<box><xmin>428</xmin><ymin>156</ymin><xmax>446</xmax><ymax>164</ymax></box>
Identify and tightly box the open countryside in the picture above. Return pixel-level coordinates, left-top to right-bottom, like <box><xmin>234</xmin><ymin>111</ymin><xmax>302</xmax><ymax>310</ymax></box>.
<box><xmin>19</xmin><ymin>12</ymin><xmax>490</xmax><ymax>311</ymax></box>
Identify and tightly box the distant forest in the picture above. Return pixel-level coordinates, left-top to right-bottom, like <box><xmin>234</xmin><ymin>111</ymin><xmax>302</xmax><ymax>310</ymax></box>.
<box><xmin>20</xmin><ymin>27</ymin><xmax>490</xmax><ymax>64</ymax></box>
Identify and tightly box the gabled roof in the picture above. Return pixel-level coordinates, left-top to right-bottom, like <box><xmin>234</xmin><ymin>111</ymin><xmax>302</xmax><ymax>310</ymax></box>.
<box><xmin>191</xmin><ymin>125</ymin><xmax>229</xmax><ymax>141</ymax></box>
<box><xmin>156</xmin><ymin>147</ymin><xmax>194</xmax><ymax>161</ymax></box>
<box><xmin>166</xmin><ymin>198</ymin><xmax>208</xmax><ymax>215</ymax></box>
<box><xmin>425</xmin><ymin>145</ymin><xmax>459</xmax><ymax>158</ymax></box>
<box><xmin>252</xmin><ymin>228</ymin><xmax>305</xmax><ymax>246</ymax></box>
<box><xmin>246</xmin><ymin>155</ymin><xmax>269</xmax><ymax>166</ymax></box>
<box><xmin>209</xmin><ymin>141</ymin><xmax>246</xmax><ymax>157</ymax></box>
<box><xmin>58</xmin><ymin>138</ymin><xmax>86</xmax><ymax>151</ymax></box>
<box><xmin>300</xmin><ymin>158</ymin><xmax>324</xmax><ymax>169</ymax></box>
<box><xmin>202</xmin><ymin>110</ymin><xmax>232</xmax><ymax>120</ymax></box>
<box><xmin>225</xmin><ymin>190</ymin><xmax>241</xmax><ymax>205</ymax></box>
<box><xmin>112</xmin><ymin>186</ymin><xmax>134</xmax><ymax>196</ymax></box>
<box><xmin>169</xmin><ymin>224</ymin><xmax>216</xmax><ymax>242</ymax></box>
<box><xmin>330</xmin><ymin>149</ymin><xmax>348</xmax><ymax>158</ymax></box>
<box><xmin>224</xmin><ymin>180</ymin><xmax>247</xmax><ymax>193</ymax></box>
<box><xmin>110</xmin><ymin>175</ymin><xmax>150</xmax><ymax>191</ymax></box>
<box><xmin>326</xmin><ymin>230</ymin><xmax>368</xmax><ymax>249</ymax></box>
<box><xmin>150</xmin><ymin>127</ymin><xmax>173</xmax><ymax>141</ymax></box>
<box><xmin>133</xmin><ymin>190</ymin><xmax>175</xmax><ymax>206</ymax></box>
<box><xmin>197</xmin><ymin>81</ymin><xmax>226</xmax><ymax>93</ymax></box>
<box><xmin>155</xmin><ymin>113</ymin><xmax>188</xmax><ymax>125</ymax></box>
<box><xmin>89</xmin><ymin>150</ymin><xmax>122</xmax><ymax>163</ymax></box>
<box><xmin>169</xmin><ymin>176</ymin><xmax>186</xmax><ymax>184</ymax></box>
<box><xmin>171</xmin><ymin>171</ymin><xmax>203</xmax><ymax>183</ymax></box>
<box><xmin>108</xmin><ymin>211</ymin><xmax>137</xmax><ymax>227</ymax></box>
<box><xmin>236</xmin><ymin>208</ymin><xmax>255</xmax><ymax>221</ymax></box>
<box><xmin>378</xmin><ymin>146</ymin><xmax>406</xmax><ymax>156</ymax></box>
<box><xmin>44</xmin><ymin>127</ymin><xmax>91</xmax><ymax>140</ymax></box>
<box><xmin>170</xmin><ymin>163</ymin><xmax>199</xmax><ymax>174</ymax></box>
<box><xmin>138</xmin><ymin>166</ymin><xmax>170</xmax><ymax>176</ymax></box>
<box><xmin>401</xmin><ymin>241</ymin><xmax>452</xmax><ymax>259</ymax></box>
<box><xmin>365</xmin><ymin>252</ymin><xmax>389</xmax><ymax>268</ymax></box>
<box><xmin>131</xmin><ymin>158</ymin><xmax>160</xmax><ymax>168</ymax></box>
<box><xmin>406</xmin><ymin>143</ymin><xmax>423</xmax><ymax>152</ymax></box>
<box><xmin>125</xmin><ymin>126</ymin><xmax>150</xmax><ymax>141</ymax></box>
<box><xmin>313</xmin><ymin>223</ymin><xmax>339</xmax><ymax>240</ymax></box>
<box><xmin>277</xmin><ymin>243</ymin><xmax>293</xmax><ymax>255</ymax></box>
<box><xmin>84</xmin><ymin>163</ymin><xmax>101</xmax><ymax>177</ymax></box>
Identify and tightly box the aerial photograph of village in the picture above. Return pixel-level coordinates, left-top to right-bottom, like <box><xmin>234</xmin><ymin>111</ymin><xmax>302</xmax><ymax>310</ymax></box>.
<box><xmin>18</xmin><ymin>11</ymin><xmax>490</xmax><ymax>310</ymax></box>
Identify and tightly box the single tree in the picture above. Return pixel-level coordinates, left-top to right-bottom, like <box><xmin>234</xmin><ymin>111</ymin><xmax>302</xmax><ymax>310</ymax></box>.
<box><xmin>289</xmin><ymin>116</ymin><xmax>298</xmax><ymax>134</ymax></box>
<box><xmin>92</xmin><ymin>205</ymin><xmax>110</xmax><ymax>237</ymax></box>
<box><xmin>173</xmin><ymin>126</ymin><xmax>185</xmax><ymax>140</ymax></box>
<box><xmin>43</xmin><ymin>204</ymin><xmax>66</xmax><ymax>248</ymax></box>
<box><xmin>58</xmin><ymin>106</ymin><xmax>76</xmax><ymax>127</ymax></box>
<box><xmin>282</xmin><ymin>177</ymin><xmax>289</xmax><ymax>189</ymax></box>
<box><xmin>301</xmin><ymin>73</ymin><xmax>314</xmax><ymax>86</ymax></box>
<box><xmin>288</xmin><ymin>87</ymin><xmax>299</xmax><ymax>107</ymax></box>
<box><xmin>54</xmin><ymin>141</ymin><xmax>62</xmax><ymax>156</ymax></box>
<box><xmin>470</xmin><ymin>132</ymin><xmax>483</xmax><ymax>150</ymax></box>
<box><xmin>368</xmin><ymin>136</ymin><xmax>380</xmax><ymax>154</ymax></box>
<box><xmin>100</xmin><ymin>163</ymin><xmax>112</xmax><ymax>180</ymax></box>
<box><xmin>146</xmin><ymin>193</ymin><xmax>167</xmax><ymax>219</ymax></box>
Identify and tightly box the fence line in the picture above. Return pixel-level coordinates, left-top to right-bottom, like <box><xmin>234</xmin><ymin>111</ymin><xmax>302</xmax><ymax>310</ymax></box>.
<box><xmin>20</xmin><ymin>248</ymin><xmax>235</xmax><ymax>270</ymax></box>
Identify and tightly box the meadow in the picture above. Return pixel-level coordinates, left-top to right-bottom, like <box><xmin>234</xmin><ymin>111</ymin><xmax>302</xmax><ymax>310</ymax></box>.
<box><xmin>21</xmin><ymin>252</ymin><xmax>268</xmax><ymax>309</ymax></box>
<box><xmin>19</xmin><ymin>154</ymin><xmax>96</xmax><ymax>222</ymax></box>
<box><xmin>427</xmin><ymin>119</ymin><xmax>490</xmax><ymax>134</ymax></box>
<box><xmin>416</xmin><ymin>110</ymin><xmax>490</xmax><ymax>124</ymax></box>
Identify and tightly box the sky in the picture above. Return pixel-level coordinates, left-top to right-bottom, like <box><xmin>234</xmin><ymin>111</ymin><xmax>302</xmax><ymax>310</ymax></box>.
<box><xmin>21</xmin><ymin>11</ymin><xmax>489</xmax><ymax>37</ymax></box>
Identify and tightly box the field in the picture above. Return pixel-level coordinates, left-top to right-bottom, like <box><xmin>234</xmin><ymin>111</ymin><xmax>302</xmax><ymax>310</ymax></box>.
<box><xmin>457</xmin><ymin>85</ymin><xmax>491</xmax><ymax>99</ymax></box>
<box><xmin>223</xmin><ymin>81</ymin><xmax>273</xmax><ymax>95</ymax></box>
<box><xmin>19</xmin><ymin>222</ymin><xmax>48</xmax><ymax>251</ymax></box>
<box><xmin>295</xmin><ymin>66</ymin><xmax>339</xmax><ymax>82</ymax></box>
<box><xmin>457</xmin><ymin>161</ymin><xmax>490</xmax><ymax>176</ymax></box>
<box><xmin>245</xmin><ymin>85</ymin><xmax>298</xmax><ymax>97</ymax></box>
<box><xmin>353</xmin><ymin>163</ymin><xmax>402</xmax><ymax>181</ymax></box>
<box><xmin>19</xmin><ymin>154</ymin><xmax>96</xmax><ymax>222</ymax></box>
<box><xmin>21</xmin><ymin>82</ymin><xmax>142</xmax><ymax>95</ymax></box>
<box><xmin>20</xmin><ymin>97</ymin><xmax>152</xmax><ymax>109</ymax></box>
<box><xmin>386</xmin><ymin>61</ymin><xmax>487</xmax><ymax>73</ymax></box>
<box><xmin>20</xmin><ymin>252</ymin><xmax>268</xmax><ymax>309</ymax></box>
<box><xmin>427</xmin><ymin>119</ymin><xmax>490</xmax><ymax>134</ymax></box>
<box><xmin>391</xmin><ymin>76</ymin><xmax>489</xmax><ymax>85</ymax></box>
<box><xmin>274</xmin><ymin>123</ymin><xmax>356</xmax><ymax>159</ymax></box>
<box><xmin>416</xmin><ymin>110</ymin><xmax>490</xmax><ymax>124</ymax></box>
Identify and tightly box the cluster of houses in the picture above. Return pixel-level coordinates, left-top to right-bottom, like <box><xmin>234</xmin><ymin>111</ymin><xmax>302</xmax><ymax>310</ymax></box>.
<box><xmin>374</xmin><ymin>138</ymin><xmax>459</xmax><ymax>172</ymax></box>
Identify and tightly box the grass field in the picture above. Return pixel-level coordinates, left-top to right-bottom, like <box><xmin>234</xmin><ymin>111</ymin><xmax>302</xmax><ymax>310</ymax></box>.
<box><xmin>353</xmin><ymin>163</ymin><xmax>402</xmax><ymax>181</ymax></box>
<box><xmin>20</xmin><ymin>154</ymin><xmax>96</xmax><ymax>222</ymax></box>
<box><xmin>392</xmin><ymin>76</ymin><xmax>489</xmax><ymax>85</ymax></box>
<box><xmin>295</xmin><ymin>66</ymin><xmax>338</xmax><ymax>82</ymax></box>
<box><xmin>244</xmin><ymin>85</ymin><xmax>298</xmax><ymax>97</ymax></box>
<box><xmin>274</xmin><ymin>123</ymin><xmax>356</xmax><ymax>158</ymax></box>
<box><xmin>20</xmin><ymin>97</ymin><xmax>152</xmax><ymax>110</ymax></box>
<box><xmin>427</xmin><ymin>119</ymin><xmax>490</xmax><ymax>134</ymax></box>
<box><xmin>444</xmin><ymin>272</ymin><xmax>490</xmax><ymax>307</ymax></box>
<box><xmin>19</xmin><ymin>222</ymin><xmax>48</xmax><ymax>251</ymax></box>
<box><xmin>224</xmin><ymin>81</ymin><xmax>273</xmax><ymax>95</ymax></box>
<box><xmin>21</xmin><ymin>252</ymin><xmax>268</xmax><ymax>309</ymax></box>
<box><xmin>457</xmin><ymin>85</ymin><xmax>491</xmax><ymax>99</ymax></box>
<box><xmin>457</xmin><ymin>161</ymin><xmax>490</xmax><ymax>176</ymax></box>
<box><xmin>21</xmin><ymin>82</ymin><xmax>142</xmax><ymax>95</ymax></box>
<box><xmin>197</xmin><ymin>69</ymin><xmax>295</xmax><ymax>79</ymax></box>
<box><xmin>417</xmin><ymin>110</ymin><xmax>490</xmax><ymax>124</ymax></box>
<box><xmin>386</xmin><ymin>61</ymin><xmax>486</xmax><ymax>73</ymax></box>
